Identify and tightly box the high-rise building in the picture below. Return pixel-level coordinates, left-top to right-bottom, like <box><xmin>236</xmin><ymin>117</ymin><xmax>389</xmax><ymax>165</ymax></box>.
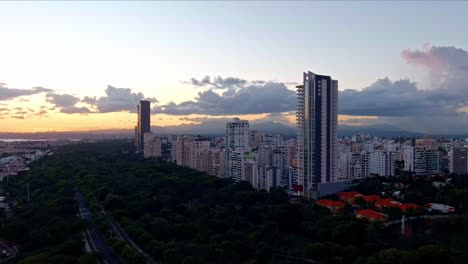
<box><xmin>208</xmin><ymin>148</ymin><xmax>225</xmax><ymax>178</ymax></box>
<box><xmin>225</xmin><ymin>118</ymin><xmax>250</xmax><ymax>179</ymax></box>
<box><xmin>243</xmin><ymin>153</ymin><xmax>257</xmax><ymax>184</ymax></box>
<box><xmin>402</xmin><ymin>146</ymin><xmax>415</xmax><ymax>172</ymax></box>
<box><xmin>188</xmin><ymin>137</ymin><xmax>211</xmax><ymax>171</ymax></box>
<box><xmin>175</xmin><ymin>136</ymin><xmax>191</xmax><ymax>166</ymax></box>
<box><xmin>452</xmin><ymin>147</ymin><xmax>468</xmax><ymax>175</ymax></box>
<box><xmin>297</xmin><ymin>71</ymin><xmax>338</xmax><ymax>198</ymax></box>
<box><xmin>228</xmin><ymin>150</ymin><xmax>245</xmax><ymax>181</ymax></box>
<box><xmin>136</xmin><ymin>100</ymin><xmax>151</xmax><ymax>152</ymax></box>
<box><xmin>369</xmin><ymin>150</ymin><xmax>395</xmax><ymax>177</ymax></box>
<box><xmin>414</xmin><ymin>148</ymin><xmax>440</xmax><ymax>176</ymax></box>
<box><xmin>272</xmin><ymin>147</ymin><xmax>290</xmax><ymax>188</ymax></box>
<box><xmin>143</xmin><ymin>132</ymin><xmax>162</xmax><ymax>158</ymax></box>
<box><xmin>225</xmin><ymin>118</ymin><xmax>250</xmax><ymax>151</ymax></box>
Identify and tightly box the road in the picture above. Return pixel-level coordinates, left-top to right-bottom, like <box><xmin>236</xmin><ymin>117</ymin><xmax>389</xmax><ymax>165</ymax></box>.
<box><xmin>92</xmin><ymin>195</ymin><xmax>157</xmax><ymax>264</ymax></box>
<box><xmin>75</xmin><ymin>188</ymin><xmax>121</xmax><ymax>264</ymax></box>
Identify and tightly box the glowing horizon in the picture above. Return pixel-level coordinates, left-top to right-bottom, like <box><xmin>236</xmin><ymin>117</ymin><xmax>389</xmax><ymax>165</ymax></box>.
<box><xmin>1</xmin><ymin>2</ymin><xmax>468</xmax><ymax>134</ymax></box>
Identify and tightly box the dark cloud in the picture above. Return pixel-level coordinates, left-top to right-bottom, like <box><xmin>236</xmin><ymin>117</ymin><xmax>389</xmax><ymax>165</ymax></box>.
<box><xmin>341</xmin><ymin>45</ymin><xmax>468</xmax><ymax>117</ymax></box>
<box><xmin>43</xmin><ymin>86</ymin><xmax>157</xmax><ymax>114</ymax></box>
<box><xmin>11</xmin><ymin>115</ymin><xmax>25</xmax><ymax>119</ymax></box>
<box><xmin>94</xmin><ymin>85</ymin><xmax>157</xmax><ymax>113</ymax></box>
<box><xmin>155</xmin><ymin>81</ymin><xmax>296</xmax><ymax>115</ymax></box>
<box><xmin>46</xmin><ymin>93</ymin><xmax>80</xmax><ymax>108</ymax></box>
<box><xmin>82</xmin><ymin>96</ymin><xmax>97</xmax><ymax>105</ymax></box>
<box><xmin>338</xmin><ymin>44</ymin><xmax>468</xmax><ymax>133</ymax></box>
<box><xmin>46</xmin><ymin>93</ymin><xmax>92</xmax><ymax>114</ymax></box>
<box><xmin>60</xmin><ymin>106</ymin><xmax>92</xmax><ymax>114</ymax></box>
<box><xmin>0</xmin><ymin>83</ymin><xmax>53</xmax><ymax>101</ymax></box>
<box><xmin>339</xmin><ymin>78</ymin><xmax>439</xmax><ymax>116</ymax></box>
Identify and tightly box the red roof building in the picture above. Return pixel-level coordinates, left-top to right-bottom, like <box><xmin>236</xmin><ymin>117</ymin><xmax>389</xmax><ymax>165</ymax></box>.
<box><xmin>362</xmin><ymin>195</ymin><xmax>380</xmax><ymax>203</ymax></box>
<box><xmin>316</xmin><ymin>199</ymin><xmax>345</xmax><ymax>213</ymax></box>
<box><xmin>356</xmin><ymin>209</ymin><xmax>387</xmax><ymax>222</ymax></box>
<box><xmin>399</xmin><ymin>203</ymin><xmax>419</xmax><ymax>211</ymax></box>
<box><xmin>375</xmin><ymin>198</ymin><xmax>402</xmax><ymax>209</ymax></box>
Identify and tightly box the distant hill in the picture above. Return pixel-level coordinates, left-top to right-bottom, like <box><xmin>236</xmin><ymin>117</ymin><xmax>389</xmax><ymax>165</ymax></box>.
<box><xmin>337</xmin><ymin>124</ymin><xmax>425</xmax><ymax>138</ymax></box>
<box><xmin>151</xmin><ymin>121</ymin><xmax>297</xmax><ymax>136</ymax></box>
<box><xmin>1</xmin><ymin>122</ymin><xmax>467</xmax><ymax>140</ymax></box>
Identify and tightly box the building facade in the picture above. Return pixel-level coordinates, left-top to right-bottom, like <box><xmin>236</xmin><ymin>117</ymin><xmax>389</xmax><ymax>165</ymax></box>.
<box><xmin>143</xmin><ymin>132</ymin><xmax>162</xmax><ymax>158</ymax></box>
<box><xmin>135</xmin><ymin>100</ymin><xmax>151</xmax><ymax>152</ymax></box>
<box><xmin>452</xmin><ymin>147</ymin><xmax>468</xmax><ymax>175</ymax></box>
<box><xmin>297</xmin><ymin>71</ymin><xmax>338</xmax><ymax>198</ymax></box>
<box><xmin>225</xmin><ymin>118</ymin><xmax>250</xmax><ymax>180</ymax></box>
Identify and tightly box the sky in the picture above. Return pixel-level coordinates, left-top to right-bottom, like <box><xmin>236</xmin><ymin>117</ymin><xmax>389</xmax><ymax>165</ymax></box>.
<box><xmin>1</xmin><ymin>1</ymin><xmax>468</xmax><ymax>134</ymax></box>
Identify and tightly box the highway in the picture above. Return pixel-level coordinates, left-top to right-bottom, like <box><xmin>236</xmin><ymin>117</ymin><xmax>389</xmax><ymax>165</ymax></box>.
<box><xmin>92</xmin><ymin>195</ymin><xmax>157</xmax><ymax>264</ymax></box>
<box><xmin>75</xmin><ymin>188</ymin><xmax>121</xmax><ymax>264</ymax></box>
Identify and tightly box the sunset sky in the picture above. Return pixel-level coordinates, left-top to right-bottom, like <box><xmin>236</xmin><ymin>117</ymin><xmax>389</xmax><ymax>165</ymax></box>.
<box><xmin>1</xmin><ymin>1</ymin><xmax>468</xmax><ymax>134</ymax></box>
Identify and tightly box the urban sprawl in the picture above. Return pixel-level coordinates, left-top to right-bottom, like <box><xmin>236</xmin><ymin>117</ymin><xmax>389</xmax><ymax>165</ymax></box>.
<box><xmin>134</xmin><ymin>71</ymin><xmax>468</xmax><ymax>209</ymax></box>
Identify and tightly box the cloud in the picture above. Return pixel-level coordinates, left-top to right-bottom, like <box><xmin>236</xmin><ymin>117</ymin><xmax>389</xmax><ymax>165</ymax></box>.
<box><xmin>35</xmin><ymin>109</ymin><xmax>48</xmax><ymax>117</ymax></box>
<box><xmin>43</xmin><ymin>86</ymin><xmax>157</xmax><ymax>114</ymax></box>
<box><xmin>187</xmin><ymin>76</ymin><xmax>248</xmax><ymax>89</ymax></box>
<box><xmin>342</xmin><ymin>45</ymin><xmax>468</xmax><ymax>116</ymax></box>
<box><xmin>255</xmin><ymin>112</ymin><xmax>294</xmax><ymax>124</ymax></box>
<box><xmin>82</xmin><ymin>96</ymin><xmax>97</xmax><ymax>105</ymax></box>
<box><xmin>46</xmin><ymin>93</ymin><xmax>80</xmax><ymax>107</ymax></box>
<box><xmin>338</xmin><ymin>44</ymin><xmax>468</xmax><ymax>133</ymax></box>
<box><xmin>94</xmin><ymin>85</ymin><xmax>157</xmax><ymax>113</ymax></box>
<box><xmin>0</xmin><ymin>84</ymin><xmax>53</xmax><ymax>101</ymax></box>
<box><xmin>46</xmin><ymin>93</ymin><xmax>92</xmax><ymax>114</ymax></box>
<box><xmin>155</xmin><ymin>81</ymin><xmax>296</xmax><ymax>115</ymax></box>
<box><xmin>401</xmin><ymin>44</ymin><xmax>468</xmax><ymax>72</ymax></box>
<box><xmin>339</xmin><ymin>78</ymin><xmax>438</xmax><ymax>116</ymax></box>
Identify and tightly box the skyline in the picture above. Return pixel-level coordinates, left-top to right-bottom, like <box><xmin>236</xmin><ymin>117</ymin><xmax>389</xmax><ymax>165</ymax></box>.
<box><xmin>1</xmin><ymin>2</ymin><xmax>468</xmax><ymax>134</ymax></box>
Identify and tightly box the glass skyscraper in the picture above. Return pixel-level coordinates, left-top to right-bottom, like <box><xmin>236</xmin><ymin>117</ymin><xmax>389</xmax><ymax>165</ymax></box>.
<box><xmin>297</xmin><ymin>71</ymin><xmax>338</xmax><ymax>198</ymax></box>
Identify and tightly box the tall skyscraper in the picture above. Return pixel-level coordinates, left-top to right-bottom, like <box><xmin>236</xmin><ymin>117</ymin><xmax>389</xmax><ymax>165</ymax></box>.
<box><xmin>297</xmin><ymin>71</ymin><xmax>338</xmax><ymax>198</ymax></box>
<box><xmin>136</xmin><ymin>100</ymin><xmax>151</xmax><ymax>152</ymax></box>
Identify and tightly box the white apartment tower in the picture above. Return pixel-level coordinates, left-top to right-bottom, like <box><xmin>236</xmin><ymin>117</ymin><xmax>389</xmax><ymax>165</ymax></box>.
<box><xmin>297</xmin><ymin>71</ymin><xmax>338</xmax><ymax>198</ymax></box>
<box><xmin>225</xmin><ymin>118</ymin><xmax>250</xmax><ymax>180</ymax></box>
